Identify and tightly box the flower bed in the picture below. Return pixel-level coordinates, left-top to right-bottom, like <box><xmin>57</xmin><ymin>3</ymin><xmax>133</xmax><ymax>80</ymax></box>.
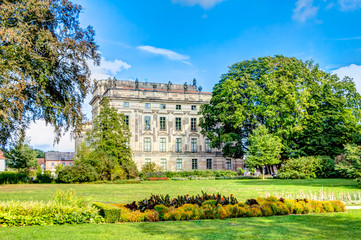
<box><xmin>93</xmin><ymin>193</ymin><xmax>346</xmax><ymax>223</ymax></box>
<box><xmin>146</xmin><ymin>177</ymin><xmax>169</xmax><ymax>181</ymax></box>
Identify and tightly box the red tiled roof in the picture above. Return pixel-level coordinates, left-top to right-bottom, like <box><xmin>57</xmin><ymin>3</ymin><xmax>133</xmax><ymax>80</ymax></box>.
<box><xmin>0</xmin><ymin>150</ymin><xmax>5</xmax><ymax>160</ymax></box>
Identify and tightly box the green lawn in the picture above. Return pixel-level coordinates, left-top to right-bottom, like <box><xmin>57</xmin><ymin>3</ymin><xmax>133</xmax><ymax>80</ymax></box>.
<box><xmin>0</xmin><ymin>179</ymin><xmax>360</xmax><ymax>239</ymax></box>
<box><xmin>1</xmin><ymin>210</ymin><xmax>360</xmax><ymax>240</ymax></box>
<box><xmin>0</xmin><ymin>178</ymin><xmax>358</xmax><ymax>203</ymax></box>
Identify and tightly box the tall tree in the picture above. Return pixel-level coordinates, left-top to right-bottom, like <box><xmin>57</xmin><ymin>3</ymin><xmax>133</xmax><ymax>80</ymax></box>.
<box><xmin>200</xmin><ymin>56</ymin><xmax>361</xmax><ymax>159</ymax></box>
<box><xmin>5</xmin><ymin>141</ymin><xmax>37</xmax><ymax>173</ymax></box>
<box><xmin>0</xmin><ymin>0</ymin><xmax>100</xmax><ymax>147</ymax></box>
<box><xmin>86</xmin><ymin>97</ymin><xmax>136</xmax><ymax>178</ymax></box>
<box><xmin>245</xmin><ymin>125</ymin><xmax>283</xmax><ymax>179</ymax></box>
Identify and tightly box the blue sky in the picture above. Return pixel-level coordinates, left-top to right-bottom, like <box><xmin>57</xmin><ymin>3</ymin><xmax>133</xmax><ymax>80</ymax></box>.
<box><xmin>29</xmin><ymin>0</ymin><xmax>361</xmax><ymax>151</ymax></box>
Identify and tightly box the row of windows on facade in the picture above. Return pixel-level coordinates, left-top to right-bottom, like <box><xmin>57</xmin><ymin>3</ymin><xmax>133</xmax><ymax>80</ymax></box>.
<box><xmin>124</xmin><ymin>116</ymin><xmax>198</xmax><ymax>132</ymax></box>
<box><xmin>145</xmin><ymin>158</ymin><xmax>232</xmax><ymax>170</ymax></box>
<box><xmin>123</xmin><ymin>102</ymin><xmax>197</xmax><ymax>111</ymax></box>
<box><xmin>144</xmin><ymin>138</ymin><xmax>211</xmax><ymax>153</ymax></box>
<box><xmin>51</xmin><ymin>162</ymin><xmax>72</xmax><ymax>167</ymax></box>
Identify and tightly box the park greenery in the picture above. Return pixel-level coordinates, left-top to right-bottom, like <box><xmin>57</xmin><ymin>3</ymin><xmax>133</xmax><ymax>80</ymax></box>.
<box><xmin>200</xmin><ymin>56</ymin><xmax>361</xmax><ymax>160</ymax></box>
<box><xmin>199</xmin><ymin>55</ymin><xmax>361</xmax><ymax>182</ymax></box>
<box><xmin>57</xmin><ymin>98</ymin><xmax>137</xmax><ymax>183</ymax></box>
<box><xmin>5</xmin><ymin>141</ymin><xmax>38</xmax><ymax>173</ymax></box>
<box><xmin>0</xmin><ymin>0</ymin><xmax>99</xmax><ymax>147</ymax></box>
<box><xmin>0</xmin><ymin>189</ymin><xmax>346</xmax><ymax>226</ymax></box>
<box><xmin>245</xmin><ymin>125</ymin><xmax>283</xmax><ymax>179</ymax></box>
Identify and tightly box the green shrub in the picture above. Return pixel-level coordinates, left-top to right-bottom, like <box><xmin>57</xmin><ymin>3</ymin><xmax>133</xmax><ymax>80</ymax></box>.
<box><xmin>57</xmin><ymin>163</ymin><xmax>98</xmax><ymax>183</ymax></box>
<box><xmin>278</xmin><ymin>156</ymin><xmax>322</xmax><ymax>179</ymax></box>
<box><xmin>322</xmin><ymin>201</ymin><xmax>334</xmax><ymax>212</ymax></box>
<box><xmin>93</xmin><ymin>202</ymin><xmax>121</xmax><ymax>223</ymax></box>
<box><xmin>36</xmin><ymin>171</ymin><xmax>52</xmax><ymax>183</ymax></box>
<box><xmin>154</xmin><ymin>204</ymin><xmax>169</xmax><ymax>220</ymax></box>
<box><xmin>0</xmin><ymin>171</ymin><xmax>29</xmax><ymax>184</ymax></box>
<box><xmin>261</xmin><ymin>204</ymin><xmax>273</xmax><ymax>216</ymax></box>
<box><xmin>0</xmin><ymin>190</ymin><xmax>102</xmax><ymax>227</ymax></box>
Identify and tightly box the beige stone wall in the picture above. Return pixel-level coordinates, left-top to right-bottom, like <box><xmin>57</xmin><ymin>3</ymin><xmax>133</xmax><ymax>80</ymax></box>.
<box><xmin>45</xmin><ymin>160</ymin><xmax>73</xmax><ymax>171</ymax></box>
<box><xmin>79</xmin><ymin>79</ymin><xmax>243</xmax><ymax>171</ymax></box>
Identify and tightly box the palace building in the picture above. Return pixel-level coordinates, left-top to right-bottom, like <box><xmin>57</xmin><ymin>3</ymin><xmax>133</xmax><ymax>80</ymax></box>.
<box><xmin>75</xmin><ymin>78</ymin><xmax>242</xmax><ymax>171</ymax></box>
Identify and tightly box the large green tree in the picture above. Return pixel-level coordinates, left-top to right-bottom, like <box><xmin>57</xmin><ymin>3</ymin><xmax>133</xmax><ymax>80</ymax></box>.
<box><xmin>200</xmin><ymin>55</ymin><xmax>361</xmax><ymax>159</ymax></box>
<box><xmin>5</xmin><ymin>141</ymin><xmax>37</xmax><ymax>173</ymax></box>
<box><xmin>245</xmin><ymin>125</ymin><xmax>283</xmax><ymax>179</ymax></box>
<box><xmin>0</xmin><ymin>0</ymin><xmax>100</xmax><ymax>147</ymax></box>
<box><xmin>85</xmin><ymin>97</ymin><xmax>137</xmax><ymax>179</ymax></box>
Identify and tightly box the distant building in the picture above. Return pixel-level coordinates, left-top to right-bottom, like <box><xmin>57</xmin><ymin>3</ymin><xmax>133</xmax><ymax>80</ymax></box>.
<box><xmin>76</xmin><ymin>79</ymin><xmax>243</xmax><ymax>171</ymax></box>
<box><xmin>0</xmin><ymin>150</ymin><xmax>6</xmax><ymax>172</ymax></box>
<box><xmin>44</xmin><ymin>152</ymin><xmax>74</xmax><ymax>171</ymax></box>
<box><xmin>37</xmin><ymin>158</ymin><xmax>45</xmax><ymax>170</ymax></box>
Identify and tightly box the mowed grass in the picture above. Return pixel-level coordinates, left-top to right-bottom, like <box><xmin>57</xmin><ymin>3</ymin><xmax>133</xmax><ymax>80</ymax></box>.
<box><xmin>1</xmin><ymin>210</ymin><xmax>360</xmax><ymax>240</ymax></box>
<box><xmin>0</xmin><ymin>178</ymin><xmax>358</xmax><ymax>203</ymax></box>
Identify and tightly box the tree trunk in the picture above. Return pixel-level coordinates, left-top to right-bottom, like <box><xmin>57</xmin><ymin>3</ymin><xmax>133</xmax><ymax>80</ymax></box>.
<box><xmin>262</xmin><ymin>166</ymin><xmax>264</xmax><ymax>180</ymax></box>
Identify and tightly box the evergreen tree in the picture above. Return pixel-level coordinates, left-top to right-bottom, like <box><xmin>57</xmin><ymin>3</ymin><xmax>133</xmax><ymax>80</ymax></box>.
<box><xmin>86</xmin><ymin>97</ymin><xmax>137</xmax><ymax>178</ymax></box>
<box><xmin>245</xmin><ymin>125</ymin><xmax>283</xmax><ymax>180</ymax></box>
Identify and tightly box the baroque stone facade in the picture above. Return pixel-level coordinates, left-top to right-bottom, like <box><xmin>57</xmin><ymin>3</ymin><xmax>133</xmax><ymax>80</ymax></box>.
<box><xmin>77</xmin><ymin>79</ymin><xmax>242</xmax><ymax>171</ymax></box>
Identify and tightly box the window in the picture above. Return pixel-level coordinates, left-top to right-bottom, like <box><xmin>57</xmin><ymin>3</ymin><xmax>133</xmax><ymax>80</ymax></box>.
<box><xmin>62</xmin><ymin>162</ymin><xmax>66</xmax><ymax>167</ymax></box>
<box><xmin>51</xmin><ymin>162</ymin><xmax>55</xmax><ymax>167</ymax></box>
<box><xmin>226</xmin><ymin>159</ymin><xmax>232</xmax><ymax>170</ymax></box>
<box><xmin>160</xmin><ymin>159</ymin><xmax>167</xmax><ymax>170</ymax></box>
<box><xmin>144</xmin><ymin>116</ymin><xmax>151</xmax><ymax>130</ymax></box>
<box><xmin>144</xmin><ymin>137</ymin><xmax>151</xmax><ymax>152</ymax></box>
<box><xmin>176</xmin><ymin>104</ymin><xmax>181</xmax><ymax>110</ymax></box>
<box><xmin>69</xmin><ymin>162</ymin><xmax>72</xmax><ymax>166</ymax></box>
<box><xmin>192</xmin><ymin>159</ymin><xmax>198</xmax><ymax>170</ymax></box>
<box><xmin>160</xmin><ymin>117</ymin><xmax>166</xmax><ymax>130</ymax></box>
<box><xmin>125</xmin><ymin>115</ymin><xmax>129</xmax><ymax>126</ymax></box>
<box><xmin>206</xmin><ymin>159</ymin><xmax>212</xmax><ymax>169</ymax></box>
<box><xmin>175</xmin><ymin>118</ymin><xmax>182</xmax><ymax>131</ymax></box>
<box><xmin>123</xmin><ymin>102</ymin><xmax>129</xmax><ymax>108</ymax></box>
<box><xmin>191</xmin><ymin>105</ymin><xmax>197</xmax><ymax>111</ymax></box>
<box><xmin>176</xmin><ymin>138</ymin><xmax>182</xmax><ymax>152</ymax></box>
<box><xmin>191</xmin><ymin>138</ymin><xmax>197</xmax><ymax>153</ymax></box>
<box><xmin>205</xmin><ymin>139</ymin><xmax>211</xmax><ymax>153</ymax></box>
<box><xmin>160</xmin><ymin>104</ymin><xmax>166</xmax><ymax>109</ymax></box>
<box><xmin>160</xmin><ymin>138</ymin><xmax>166</xmax><ymax>152</ymax></box>
<box><xmin>176</xmin><ymin>159</ymin><xmax>183</xmax><ymax>170</ymax></box>
<box><xmin>145</xmin><ymin>103</ymin><xmax>151</xmax><ymax>109</ymax></box>
<box><xmin>145</xmin><ymin>158</ymin><xmax>151</xmax><ymax>163</ymax></box>
<box><xmin>191</xmin><ymin>118</ymin><xmax>197</xmax><ymax>131</ymax></box>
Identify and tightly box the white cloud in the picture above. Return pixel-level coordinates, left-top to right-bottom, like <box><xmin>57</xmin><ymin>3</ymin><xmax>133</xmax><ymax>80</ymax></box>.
<box><xmin>88</xmin><ymin>57</ymin><xmax>131</xmax><ymax>80</ymax></box>
<box><xmin>338</xmin><ymin>0</ymin><xmax>361</xmax><ymax>11</ymax></box>
<box><xmin>332</xmin><ymin>64</ymin><xmax>361</xmax><ymax>94</ymax></box>
<box><xmin>138</xmin><ymin>45</ymin><xmax>190</xmax><ymax>65</ymax></box>
<box><xmin>171</xmin><ymin>0</ymin><xmax>225</xmax><ymax>9</ymax></box>
<box><xmin>27</xmin><ymin>120</ymin><xmax>74</xmax><ymax>152</ymax></box>
<box><xmin>292</xmin><ymin>0</ymin><xmax>319</xmax><ymax>22</ymax></box>
<box><xmin>27</xmin><ymin>57</ymin><xmax>131</xmax><ymax>152</ymax></box>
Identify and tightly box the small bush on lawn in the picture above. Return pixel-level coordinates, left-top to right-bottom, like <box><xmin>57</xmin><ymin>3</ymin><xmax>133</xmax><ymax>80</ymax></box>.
<box><xmin>278</xmin><ymin>155</ymin><xmax>337</xmax><ymax>179</ymax></box>
<box><xmin>0</xmin><ymin>171</ymin><xmax>29</xmax><ymax>184</ymax></box>
<box><xmin>57</xmin><ymin>163</ymin><xmax>98</xmax><ymax>183</ymax></box>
